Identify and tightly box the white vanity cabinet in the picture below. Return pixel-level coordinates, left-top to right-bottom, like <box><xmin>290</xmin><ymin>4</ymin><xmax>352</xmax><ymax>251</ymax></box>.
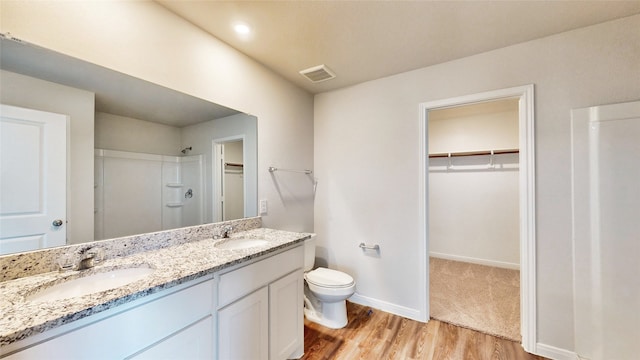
<box><xmin>216</xmin><ymin>245</ymin><xmax>304</xmax><ymax>360</ymax></box>
<box><xmin>2</xmin><ymin>276</ymin><xmax>215</xmax><ymax>360</ymax></box>
<box><xmin>2</xmin><ymin>242</ymin><xmax>305</xmax><ymax>360</ymax></box>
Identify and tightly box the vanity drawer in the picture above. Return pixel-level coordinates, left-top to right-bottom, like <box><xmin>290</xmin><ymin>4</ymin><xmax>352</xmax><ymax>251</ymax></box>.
<box><xmin>217</xmin><ymin>245</ymin><xmax>303</xmax><ymax>308</ymax></box>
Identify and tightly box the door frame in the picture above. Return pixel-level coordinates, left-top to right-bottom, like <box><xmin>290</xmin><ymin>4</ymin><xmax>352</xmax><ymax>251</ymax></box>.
<box><xmin>418</xmin><ymin>84</ymin><xmax>536</xmax><ymax>352</ymax></box>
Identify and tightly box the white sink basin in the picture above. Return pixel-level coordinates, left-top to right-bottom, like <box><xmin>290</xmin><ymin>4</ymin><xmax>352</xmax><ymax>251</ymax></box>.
<box><xmin>28</xmin><ymin>266</ymin><xmax>155</xmax><ymax>302</ymax></box>
<box><xmin>215</xmin><ymin>238</ymin><xmax>270</xmax><ymax>250</ymax></box>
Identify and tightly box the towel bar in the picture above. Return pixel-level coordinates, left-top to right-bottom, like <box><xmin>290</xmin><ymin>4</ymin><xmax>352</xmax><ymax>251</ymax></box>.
<box><xmin>359</xmin><ymin>243</ymin><xmax>380</xmax><ymax>251</ymax></box>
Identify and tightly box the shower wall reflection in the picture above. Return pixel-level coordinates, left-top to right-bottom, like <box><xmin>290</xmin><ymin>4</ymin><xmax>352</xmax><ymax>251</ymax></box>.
<box><xmin>94</xmin><ymin>150</ymin><xmax>203</xmax><ymax>240</ymax></box>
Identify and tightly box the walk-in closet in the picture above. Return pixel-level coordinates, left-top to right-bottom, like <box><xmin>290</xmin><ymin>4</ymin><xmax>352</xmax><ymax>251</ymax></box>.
<box><xmin>428</xmin><ymin>98</ymin><xmax>521</xmax><ymax>341</ymax></box>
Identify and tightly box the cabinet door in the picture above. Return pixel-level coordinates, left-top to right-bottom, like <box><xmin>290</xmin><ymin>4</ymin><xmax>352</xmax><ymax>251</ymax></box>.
<box><xmin>128</xmin><ymin>315</ymin><xmax>213</xmax><ymax>360</ymax></box>
<box><xmin>218</xmin><ymin>287</ymin><xmax>269</xmax><ymax>360</ymax></box>
<box><xmin>269</xmin><ymin>270</ymin><xmax>304</xmax><ymax>360</ymax></box>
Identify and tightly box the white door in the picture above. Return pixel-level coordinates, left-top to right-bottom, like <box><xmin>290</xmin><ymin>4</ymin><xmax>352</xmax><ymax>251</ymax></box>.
<box><xmin>0</xmin><ymin>104</ymin><xmax>67</xmax><ymax>255</ymax></box>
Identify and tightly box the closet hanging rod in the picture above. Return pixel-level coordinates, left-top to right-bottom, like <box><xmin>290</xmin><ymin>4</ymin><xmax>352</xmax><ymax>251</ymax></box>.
<box><xmin>268</xmin><ymin>166</ymin><xmax>313</xmax><ymax>175</ymax></box>
<box><xmin>428</xmin><ymin>148</ymin><xmax>519</xmax><ymax>158</ymax></box>
<box><xmin>225</xmin><ymin>162</ymin><xmax>244</xmax><ymax>167</ymax></box>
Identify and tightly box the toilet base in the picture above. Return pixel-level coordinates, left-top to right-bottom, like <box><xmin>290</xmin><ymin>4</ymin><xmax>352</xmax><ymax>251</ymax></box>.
<box><xmin>304</xmin><ymin>299</ymin><xmax>348</xmax><ymax>329</ymax></box>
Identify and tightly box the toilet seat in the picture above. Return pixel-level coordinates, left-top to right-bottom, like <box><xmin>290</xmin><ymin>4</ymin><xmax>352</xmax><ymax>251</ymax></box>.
<box><xmin>305</xmin><ymin>267</ymin><xmax>354</xmax><ymax>288</ymax></box>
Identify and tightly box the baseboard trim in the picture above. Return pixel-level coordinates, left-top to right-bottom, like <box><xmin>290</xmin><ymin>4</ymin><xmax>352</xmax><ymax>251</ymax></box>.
<box><xmin>534</xmin><ymin>343</ymin><xmax>579</xmax><ymax>360</ymax></box>
<box><xmin>430</xmin><ymin>252</ymin><xmax>520</xmax><ymax>270</ymax></box>
<box><xmin>348</xmin><ymin>293</ymin><xmax>424</xmax><ymax>323</ymax></box>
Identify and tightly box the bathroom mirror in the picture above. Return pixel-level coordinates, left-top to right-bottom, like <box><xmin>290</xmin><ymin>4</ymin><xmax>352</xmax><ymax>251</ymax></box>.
<box><xmin>0</xmin><ymin>36</ymin><xmax>258</xmax><ymax>255</ymax></box>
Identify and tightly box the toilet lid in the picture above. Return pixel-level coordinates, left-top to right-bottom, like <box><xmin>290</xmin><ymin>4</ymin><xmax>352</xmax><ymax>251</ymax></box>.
<box><xmin>305</xmin><ymin>267</ymin><xmax>354</xmax><ymax>288</ymax></box>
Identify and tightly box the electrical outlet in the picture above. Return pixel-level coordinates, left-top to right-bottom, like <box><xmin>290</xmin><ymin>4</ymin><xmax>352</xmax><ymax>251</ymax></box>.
<box><xmin>259</xmin><ymin>199</ymin><xmax>268</xmax><ymax>215</ymax></box>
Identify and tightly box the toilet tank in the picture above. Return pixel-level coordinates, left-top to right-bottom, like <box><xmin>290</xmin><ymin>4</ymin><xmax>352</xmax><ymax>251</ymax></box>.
<box><xmin>303</xmin><ymin>234</ymin><xmax>317</xmax><ymax>271</ymax></box>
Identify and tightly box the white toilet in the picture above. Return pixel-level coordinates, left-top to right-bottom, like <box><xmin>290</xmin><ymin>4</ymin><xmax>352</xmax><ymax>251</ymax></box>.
<box><xmin>303</xmin><ymin>235</ymin><xmax>356</xmax><ymax>329</ymax></box>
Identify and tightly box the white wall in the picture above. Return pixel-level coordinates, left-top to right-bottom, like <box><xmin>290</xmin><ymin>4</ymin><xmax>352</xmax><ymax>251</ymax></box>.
<box><xmin>429</xmin><ymin>154</ymin><xmax>520</xmax><ymax>268</ymax></box>
<box><xmin>95</xmin><ymin>112</ymin><xmax>182</xmax><ymax>156</ymax></box>
<box><xmin>428</xmin><ymin>99</ymin><xmax>519</xmax><ymax>153</ymax></box>
<box><xmin>180</xmin><ymin>154</ymin><xmax>204</xmax><ymax>227</ymax></box>
<box><xmin>96</xmin><ymin>150</ymin><xmax>163</xmax><ymax>239</ymax></box>
<box><xmin>0</xmin><ymin>0</ymin><xmax>314</xmax><ymax>232</ymax></box>
<box><xmin>0</xmin><ymin>70</ymin><xmax>95</xmax><ymax>245</ymax></box>
<box><xmin>314</xmin><ymin>14</ymin><xmax>640</xmax><ymax>354</ymax></box>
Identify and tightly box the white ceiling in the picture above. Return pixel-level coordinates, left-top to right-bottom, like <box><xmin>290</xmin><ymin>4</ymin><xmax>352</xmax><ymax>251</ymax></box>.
<box><xmin>157</xmin><ymin>0</ymin><xmax>640</xmax><ymax>94</ymax></box>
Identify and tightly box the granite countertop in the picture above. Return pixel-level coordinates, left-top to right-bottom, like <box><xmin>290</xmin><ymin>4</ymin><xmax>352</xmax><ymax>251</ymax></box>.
<box><xmin>0</xmin><ymin>228</ymin><xmax>311</xmax><ymax>347</ymax></box>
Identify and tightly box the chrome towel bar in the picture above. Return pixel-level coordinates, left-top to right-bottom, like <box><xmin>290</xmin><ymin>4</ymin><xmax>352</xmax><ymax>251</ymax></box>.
<box><xmin>359</xmin><ymin>243</ymin><xmax>380</xmax><ymax>251</ymax></box>
<box><xmin>268</xmin><ymin>166</ymin><xmax>312</xmax><ymax>175</ymax></box>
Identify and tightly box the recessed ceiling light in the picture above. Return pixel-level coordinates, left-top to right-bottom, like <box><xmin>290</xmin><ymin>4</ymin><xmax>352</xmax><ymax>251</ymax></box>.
<box><xmin>233</xmin><ymin>23</ymin><xmax>251</xmax><ymax>35</ymax></box>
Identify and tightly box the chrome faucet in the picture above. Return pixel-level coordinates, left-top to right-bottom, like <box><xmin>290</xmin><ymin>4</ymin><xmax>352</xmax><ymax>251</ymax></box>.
<box><xmin>215</xmin><ymin>225</ymin><xmax>234</xmax><ymax>239</ymax></box>
<box><xmin>78</xmin><ymin>247</ymin><xmax>105</xmax><ymax>270</ymax></box>
<box><xmin>58</xmin><ymin>246</ymin><xmax>105</xmax><ymax>271</ymax></box>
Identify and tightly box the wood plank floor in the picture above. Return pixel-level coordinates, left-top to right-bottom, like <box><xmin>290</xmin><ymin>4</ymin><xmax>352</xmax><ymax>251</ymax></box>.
<box><xmin>301</xmin><ymin>302</ymin><xmax>547</xmax><ymax>360</ymax></box>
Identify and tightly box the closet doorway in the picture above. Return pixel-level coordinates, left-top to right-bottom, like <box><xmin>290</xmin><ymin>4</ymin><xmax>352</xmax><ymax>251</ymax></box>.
<box><xmin>213</xmin><ymin>137</ymin><xmax>245</xmax><ymax>222</ymax></box>
<box><xmin>418</xmin><ymin>85</ymin><xmax>536</xmax><ymax>352</ymax></box>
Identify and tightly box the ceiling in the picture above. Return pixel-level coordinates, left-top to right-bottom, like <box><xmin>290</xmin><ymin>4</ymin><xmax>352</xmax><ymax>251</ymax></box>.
<box><xmin>156</xmin><ymin>1</ymin><xmax>640</xmax><ymax>94</ymax></box>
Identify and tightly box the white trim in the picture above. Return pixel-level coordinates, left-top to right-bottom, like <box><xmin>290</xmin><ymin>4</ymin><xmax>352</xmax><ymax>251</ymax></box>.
<box><xmin>419</xmin><ymin>84</ymin><xmax>536</xmax><ymax>352</ymax></box>
<box><xmin>535</xmin><ymin>343</ymin><xmax>580</xmax><ymax>360</ymax></box>
<box><xmin>417</xmin><ymin>103</ymin><xmax>429</xmax><ymax>322</ymax></box>
<box><xmin>348</xmin><ymin>293</ymin><xmax>423</xmax><ymax>322</ymax></box>
<box><xmin>213</xmin><ymin>142</ymin><xmax>225</xmax><ymax>222</ymax></box>
<box><xmin>430</xmin><ymin>252</ymin><xmax>520</xmax><ymax>270</ymax></box>
<box><xmin>518</xmin><ymin>85</ymin><xmax>537</xmax><ymax>354</ymax></box>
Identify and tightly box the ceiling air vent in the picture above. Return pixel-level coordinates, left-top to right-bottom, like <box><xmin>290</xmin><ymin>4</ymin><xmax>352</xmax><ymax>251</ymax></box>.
<box><xmin>299</xmin><ymin>64</ymin><xmax>336</xmax><ymax>83</ymax></box>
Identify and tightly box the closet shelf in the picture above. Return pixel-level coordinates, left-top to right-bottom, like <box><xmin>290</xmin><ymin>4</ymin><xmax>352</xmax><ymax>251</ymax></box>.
<box><xmin>428</xmin><ymin>148</ymin><xmax>519</xmax><ymax>158</ymax></box>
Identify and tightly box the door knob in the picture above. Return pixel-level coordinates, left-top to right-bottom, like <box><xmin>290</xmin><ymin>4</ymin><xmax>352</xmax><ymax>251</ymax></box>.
<box><xmin>52</xmin><ymin>219</ymin><xmax>64</xmax><ymax>227</ymax></box>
